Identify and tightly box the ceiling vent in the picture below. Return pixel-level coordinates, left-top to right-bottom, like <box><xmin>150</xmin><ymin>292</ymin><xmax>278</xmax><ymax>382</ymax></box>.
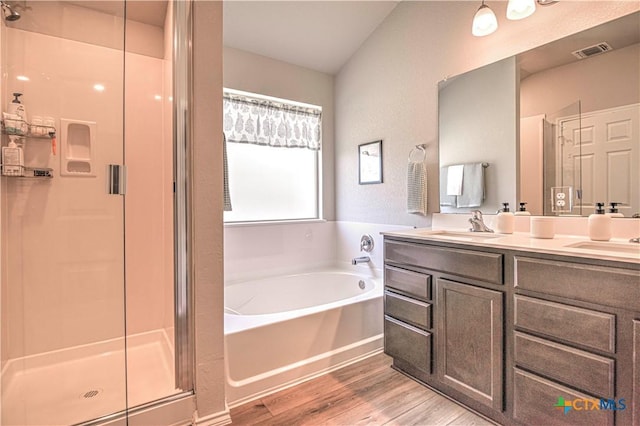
<box><xmin>572</xmin><ymin>42</ymin><xmax>613</xmax><ymax>59</ymax></box>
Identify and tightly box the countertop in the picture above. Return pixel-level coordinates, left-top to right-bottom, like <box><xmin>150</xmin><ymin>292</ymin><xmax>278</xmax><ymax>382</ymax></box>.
<box><xmin>381</xmin><ymin>228</ymin><xmax>640</xmax><ymax>264</ymax></box>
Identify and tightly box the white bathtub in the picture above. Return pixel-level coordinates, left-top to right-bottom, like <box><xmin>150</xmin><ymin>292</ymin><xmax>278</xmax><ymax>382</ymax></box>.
<box><xmin>224</xmin><ymin>267</ymin><xmax>384</xmax><ymax>406</ymax></box>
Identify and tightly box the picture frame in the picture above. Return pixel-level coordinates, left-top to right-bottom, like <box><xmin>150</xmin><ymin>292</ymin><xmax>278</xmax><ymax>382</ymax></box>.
<box><xmin>358</xmin><ymin>140</ymin><xmax>383</xmax><ymax>185</ymax></box>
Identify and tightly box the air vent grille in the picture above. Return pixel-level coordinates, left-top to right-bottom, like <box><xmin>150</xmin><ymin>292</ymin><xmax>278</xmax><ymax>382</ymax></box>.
<box><xmin>572</xmin><ymin>42</ymin><xmax>613</xmax><ymax>59</ymax></box>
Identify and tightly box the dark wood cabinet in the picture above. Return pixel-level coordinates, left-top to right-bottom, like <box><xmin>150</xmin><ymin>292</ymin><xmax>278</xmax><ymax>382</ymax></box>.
<box><xmin>384</xmin><ymin>316</ymin><xmax>431</xmax><ymax>375</ymax></box>
<box><xmin>437</xmin><ymin>278</ymin><xmax>503</xmax><ymax>411</ymax></box>
<box><xmin>513</xmin><ymin>368</ymin><xmax>614</xmax><ymax>426</ymax></box>
<box><xmin>383</xmin><ymin>235</ymin><xmax>639</xmax><ymax>426</ymax></box>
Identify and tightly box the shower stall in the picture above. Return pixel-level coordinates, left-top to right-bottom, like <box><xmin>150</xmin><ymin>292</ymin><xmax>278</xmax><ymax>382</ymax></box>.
<box><xmin>0</xmin><ymin>1</ymin><xmax>194</xmax><ymax>424</ymax></box>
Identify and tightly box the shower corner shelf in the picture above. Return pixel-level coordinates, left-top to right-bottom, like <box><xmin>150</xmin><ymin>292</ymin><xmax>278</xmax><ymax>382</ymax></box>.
<box><xmin>1</xmin><ymin>119</ymin><xmax>56</xmax><ymax>139</ymax></box>
<box><xmin>1</xmin><ymin>165</ymin><xmax>53</xmax><ymax>179</ymax></box>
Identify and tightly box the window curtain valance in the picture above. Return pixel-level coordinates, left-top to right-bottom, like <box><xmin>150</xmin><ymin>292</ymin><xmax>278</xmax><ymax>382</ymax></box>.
<box><xmin>223</xmin><ymin>92</ymin><xmax>322</xmax><ymax>150</ymax></box>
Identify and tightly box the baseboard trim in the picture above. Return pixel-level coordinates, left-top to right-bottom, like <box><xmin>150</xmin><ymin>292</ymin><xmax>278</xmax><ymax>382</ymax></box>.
<box><xmin>193</xmin><ymin>409</ymin><xmax>232</xmax><ymax>426</ymax></box>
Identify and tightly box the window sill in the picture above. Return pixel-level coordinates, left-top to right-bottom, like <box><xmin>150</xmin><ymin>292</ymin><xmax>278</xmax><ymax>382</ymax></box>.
<box><xmin>223</xmin><ymin>219</ymin><xmax>327</xmax><ymax>228</ymax></box>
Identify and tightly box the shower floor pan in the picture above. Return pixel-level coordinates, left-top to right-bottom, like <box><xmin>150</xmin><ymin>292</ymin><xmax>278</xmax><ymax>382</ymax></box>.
<box><xmin>1</xmin><ymin>329</ymin><xmax>177</xmax><ymax>426</ymax></box>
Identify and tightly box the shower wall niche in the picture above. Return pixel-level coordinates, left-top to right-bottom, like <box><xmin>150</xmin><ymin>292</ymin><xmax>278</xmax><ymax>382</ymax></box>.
<box><xmin>60</xmin><ymin>119</ymin><xmax>96</xmax><ymax>176</ymax></box>
<box><xmin>0</xmin><ymin>2</ymin><xmax>182</xmax><ymax>425</ymax></box>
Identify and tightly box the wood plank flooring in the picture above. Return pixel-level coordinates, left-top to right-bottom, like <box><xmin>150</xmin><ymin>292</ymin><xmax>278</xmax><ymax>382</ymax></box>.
<box><xmin>229</xmin><ymin>353</ymin><xmax>494</xmax><ymax>425</ymax></box>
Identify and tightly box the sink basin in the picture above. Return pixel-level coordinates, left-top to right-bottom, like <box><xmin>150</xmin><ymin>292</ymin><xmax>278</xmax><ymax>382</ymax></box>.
<box><xmin>565</xmin><ymin>241</ymin><xmax>640</xmax><ymax>255</ymax></box>
<box><xmin>419</xmin><ymin>230</ymin><xmax>502</xmax><ymax>241</ymax></box>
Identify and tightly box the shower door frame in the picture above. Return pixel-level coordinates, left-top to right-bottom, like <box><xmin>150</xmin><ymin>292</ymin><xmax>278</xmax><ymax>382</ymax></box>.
<box><xmin>172</xmin><ymin>0</ymin><xmax>195</xmax><ymax>393</ymax></box>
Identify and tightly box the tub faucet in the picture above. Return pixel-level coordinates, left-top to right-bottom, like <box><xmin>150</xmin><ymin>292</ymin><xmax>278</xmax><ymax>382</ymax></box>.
<box><xmin>352</xmin><ymin>256</ymin><xmax>370</xmax><ymax>265</ymax></box>
<box><xmin>630</xmin><ymin>237</ymin><xmax>640</xmax><ymax>243</ymax></box>
<box><xmin>469</xmin><ymin>210</ymin><xmax>494</xmax><ymax>233</ymax></box>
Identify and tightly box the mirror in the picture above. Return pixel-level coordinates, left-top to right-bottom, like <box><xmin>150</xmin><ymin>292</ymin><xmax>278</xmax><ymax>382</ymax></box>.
<box><xmin>439</xmin><ymin>11</ymin><xmax>640</xmax><ymax>217</ymax></box>
<box><xmin>358</xmin><ymin>140</ymin><xmax>383</xmax><ymax>185</ymax></box>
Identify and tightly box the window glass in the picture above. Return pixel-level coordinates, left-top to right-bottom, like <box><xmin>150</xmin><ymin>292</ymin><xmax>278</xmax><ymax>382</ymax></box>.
<box><xmin>223</xmin><ymin>90</ymin><xmax>321</xmax><ymax>222</ymax></box>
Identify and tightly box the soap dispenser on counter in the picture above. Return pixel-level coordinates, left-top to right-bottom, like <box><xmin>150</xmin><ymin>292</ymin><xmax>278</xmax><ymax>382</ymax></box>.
<box><xmin>606</xmin><ymin>202</ymin><xmax>624</xmax><ymax>218</ymax></box>
<box><xmin>588</xmin><ymin>202</ymin><xmax>611</xmax><ymax>241</ymax></box>
<box><xmin>496</xmin><ymin>202</ymin><xmax>515</xmax><ymax>234</ymax></box>
<box><xmin>514</xmin><ymin>202</ymin><xmax>531</xmax><ymax>216</ymax></box>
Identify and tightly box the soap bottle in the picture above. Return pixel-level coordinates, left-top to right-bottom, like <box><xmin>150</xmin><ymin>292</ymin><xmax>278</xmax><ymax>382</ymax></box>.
<box><xmin>495</xmin><ymin>202</ymin><xmax>515</xmax><ymax>234</ymax></box>
<box><xmin>7</xmin><ymin>93</ymin><xmax>27</xmax><ymax>134</ymax></box>
<box><xmin>514</xmin><ymin>202</ymin><xmax>531</xmax><ymax>216</ymax></box>
<box><xmin>606</xmin><ymin>202</ymin><xmax>624</xmax><ymax>218</ymax></box>
<box><xmin>8</xmin><ymin>93</ymin><xmax>26</xmax><ymax>118</ymax></box>
<box><xmin>2</xmin><ymin>136</ymin><xmax>24</xmax><ymax>176</ymax></box>
<box><xmin>588</xmin><ymin>202</ymin><xmax>611</xmax><ymax>241</ymax></box>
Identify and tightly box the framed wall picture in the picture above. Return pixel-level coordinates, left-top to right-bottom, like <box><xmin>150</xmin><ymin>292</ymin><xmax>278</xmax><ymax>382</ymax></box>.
<box><xmin>358</xmin><ymin>140</ymin><xmax>383</xmax><ymax>184</ymax></box>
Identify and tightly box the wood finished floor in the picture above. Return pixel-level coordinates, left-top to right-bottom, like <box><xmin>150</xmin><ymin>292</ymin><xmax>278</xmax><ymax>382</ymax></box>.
<box><xmin>229</xmin><ymin>353</ymin><xmax>494</xmax><ymax>425</ymax></box>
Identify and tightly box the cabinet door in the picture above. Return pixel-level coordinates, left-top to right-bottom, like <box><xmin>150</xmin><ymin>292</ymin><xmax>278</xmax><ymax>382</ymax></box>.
<box><xmin>634</xmin><ymin>320</ymin><xmax>639</xmax><ymax>426</ymax></box>
<box><xmin>437</xmin><ymin>278</ymin><xmax>503</xmax><ymax>411</ymax></box>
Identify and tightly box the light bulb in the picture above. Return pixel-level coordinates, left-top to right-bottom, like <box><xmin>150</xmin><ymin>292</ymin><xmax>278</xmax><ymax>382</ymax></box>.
<box><xmin>472</xmin><ymin>3</ymin><xmax>498</xmax><ymax>37</ymax></box>
<box><xmin>507</xmin><ymin>0</ymin><xmax>536</xmax><ymax>20</ymax></box>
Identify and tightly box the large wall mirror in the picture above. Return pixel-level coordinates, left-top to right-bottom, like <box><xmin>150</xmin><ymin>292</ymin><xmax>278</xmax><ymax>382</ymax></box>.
<box><xmin>439</xmin><ymin>11</ymin><xmax>639</xmax><ymax>218</ymax></box>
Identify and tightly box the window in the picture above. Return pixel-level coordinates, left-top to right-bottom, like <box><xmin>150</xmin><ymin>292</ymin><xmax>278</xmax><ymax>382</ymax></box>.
<box><xmin>223</xmin><ymin>90</ymin><xmax>322</xmax><ymax>223</ymax></box>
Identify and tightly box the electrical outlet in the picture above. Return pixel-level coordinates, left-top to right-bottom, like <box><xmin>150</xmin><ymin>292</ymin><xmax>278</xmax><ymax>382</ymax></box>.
<box><xmin>551</xmin><ymin>186</ymin><xmax>573</xmax><ymax>213</ymax></box>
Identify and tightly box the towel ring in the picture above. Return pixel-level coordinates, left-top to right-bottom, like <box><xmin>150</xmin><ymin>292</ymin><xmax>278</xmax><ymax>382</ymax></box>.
<box><xmin>408</xmin><ymin>144</ymin><xmax>427</xmax><ymax>162</ymax></box>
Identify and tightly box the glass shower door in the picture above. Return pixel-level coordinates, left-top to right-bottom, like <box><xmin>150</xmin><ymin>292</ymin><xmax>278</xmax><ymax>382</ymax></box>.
<box><xmin>543</xmin><ymin>101</ymin><xmax>582</xmax><ymax>215</ymax></box>
<box><xmin>0</xmin><ymin>2</ymin><xmax>128</xmax><ymax>425</ymax></box>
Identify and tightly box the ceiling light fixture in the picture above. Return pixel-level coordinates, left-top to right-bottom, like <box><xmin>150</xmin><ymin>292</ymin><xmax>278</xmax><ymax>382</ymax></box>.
<box><xmin>472</xmin><ymin>1</ymin><xmax>498</xmax><ymax>37</ymax></box>
<box><xmin>506</xmin><ymin>0</ymin><xmax>536</xmax><ymax>20</ymax></box>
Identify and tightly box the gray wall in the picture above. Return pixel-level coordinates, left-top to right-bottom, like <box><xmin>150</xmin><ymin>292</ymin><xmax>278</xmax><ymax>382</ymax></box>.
<box><xmin>439</xmin><ymin>57</ymin><xmax>518</xmax><ymax>214</ymax></box>
<box><xmin>223</xmin><ymin>47</ymin><xmax>336</xmax><ymax>220</ymax></box>
<box><xmin>334</xmin><ymin>1</ymin><xmax>639</xmax><ymax>226</ymax></box>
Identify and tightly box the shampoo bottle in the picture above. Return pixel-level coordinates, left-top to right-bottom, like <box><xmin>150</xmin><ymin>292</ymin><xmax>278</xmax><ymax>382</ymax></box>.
<box><xmin>496</xmin><ymin>202</ymin><xmax>515</xmax><ymax>234</ymax></box>
<box><xmin>514</xmin><ymin>202</ymin><xmax>531</xmax><ymax>216</ymax></box>
<box><xmin>2</xmin><ymin>136</ymin><xmax>24</xmax><ymax>176</ymax></box>
<box><xmin>606</xmin><ymin>202</ymin><xmax>624</xmax><ymax>218</ymax></box>
<box><xmin>588</xmin><ymin>202</ymin><xmax>611</xmax><ymax>241</ymax></box>
<box><xmin>7</xmin><ymin>93</ymin><xmax>27</xmax><ymax>134</ymax></box>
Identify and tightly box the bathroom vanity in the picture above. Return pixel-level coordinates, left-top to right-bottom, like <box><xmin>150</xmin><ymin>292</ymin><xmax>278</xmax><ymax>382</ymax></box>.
<box><xmin>382</xmin><ymin>230</ymin><xmax>640</xmax><ymax>425</ymax></box>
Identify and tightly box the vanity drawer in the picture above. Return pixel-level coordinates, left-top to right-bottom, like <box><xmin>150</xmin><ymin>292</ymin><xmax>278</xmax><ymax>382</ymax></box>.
<box><xmin>514</xmin><ymin>332</ymin><xmax>615</xmax><ymax>398</ymax></box>
<box><xmin>385</xmin><ymin>266</ymin><xmax>431</xmax><ymax>300</ymax></box>
<box><xmin>513</xmin><ymin>368</ymin><xmax>613</xmax><ymax>426</ymax></box>
<box><xmin>384</xmin><ymin>316</ymin><xmax>431</xmax><ymax>374</ymax></box>
<box><xmin>514</xmin><ymin>256</ymin><xmax>640</xmax><ymax>311</ymax></box>
<box><xmin>515</xmin><ymin>295</ymin><xmax>615</xmax><ymax>353</ymax></box>
<box><xmin>385</xmin><ymin>240</ymin><xmax>503</xmax><ymax>284</ymax></box>
<box><xmin>385</xmin><ymin>290</ymin><xmax>431</xmax><ymax>330</ymax></box>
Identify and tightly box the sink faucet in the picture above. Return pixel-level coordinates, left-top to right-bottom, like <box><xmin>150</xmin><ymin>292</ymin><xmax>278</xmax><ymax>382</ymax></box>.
<box><xmin>469</xmin><ymin>210</ymin><xmax>494</xmax><ymax>233</ymax></box>
<box><xmin>630</xmin><ymin>237</ymin><xmax>640</xmax><ymax>243</ymax></box>
<box><xmin>352</xmin><ymin>256</ymin><xmax>370</xmax><ymax>265</ymax></box>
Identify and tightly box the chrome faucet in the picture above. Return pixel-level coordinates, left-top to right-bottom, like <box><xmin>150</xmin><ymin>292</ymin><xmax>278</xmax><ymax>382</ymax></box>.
<box><xmin>469</xmin><ymin>210</ymin><xmax>494</xmax><ymax>233</ymax></box>
<box><xmin>630</xmin><ymin>237</ymin><xmax>640</xmax><ymax>243</ymax></box>
<box><xmin>352</xmin><ymin>256</ymin><xmax>370</xmax><ymax>265</ymax></box>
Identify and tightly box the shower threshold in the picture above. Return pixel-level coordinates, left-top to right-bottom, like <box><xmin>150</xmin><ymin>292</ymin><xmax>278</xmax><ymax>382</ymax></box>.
<box><xmin>1</xmin><ymin>329</ymin><xmax>177</xmax><ymax>426</ymax></box>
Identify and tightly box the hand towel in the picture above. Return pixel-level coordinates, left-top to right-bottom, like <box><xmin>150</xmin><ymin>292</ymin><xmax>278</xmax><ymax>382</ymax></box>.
<box><xmin>407</xmin><ymin>162</ymin><xmax>427</xmax><ymax>215</ymax></box>
<box><xmin>456</xmin><ymin>162</ymin><xmax>485</xmax><ymax>208</ymax></box>
<box><xmin>446</xmin><ymin>164</ymin><xmax>464</xmax><ymax>196</ymax></box>
<box><xmin>223</xmin><ymin>133</ymin><xmax>233</xmax><ymax>211</ymax></box>
<box><xmin>439</xmin><ymin>167</ymin><xmax>456</xmax><ymax>207</ymax></box>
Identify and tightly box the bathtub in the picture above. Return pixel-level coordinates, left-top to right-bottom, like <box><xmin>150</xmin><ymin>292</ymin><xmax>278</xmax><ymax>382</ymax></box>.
<box><xmin>224</xmin><ymin>267</ymin><xmax>383</xmax><ymax>406</ymax></box>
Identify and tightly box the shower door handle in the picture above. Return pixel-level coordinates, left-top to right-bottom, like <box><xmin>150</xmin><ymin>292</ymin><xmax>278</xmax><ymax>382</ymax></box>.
<box><xmin>107</xmin><ymin>164</ymin><xmax>127</xmax><ymax>195</ymax></box>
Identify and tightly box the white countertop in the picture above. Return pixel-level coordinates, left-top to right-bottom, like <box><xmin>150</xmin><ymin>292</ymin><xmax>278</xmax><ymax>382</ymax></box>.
<box><xmin>381</xmin><ymin>228</ymin><xmax>640</xmax><ymax>264</ymax></box>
